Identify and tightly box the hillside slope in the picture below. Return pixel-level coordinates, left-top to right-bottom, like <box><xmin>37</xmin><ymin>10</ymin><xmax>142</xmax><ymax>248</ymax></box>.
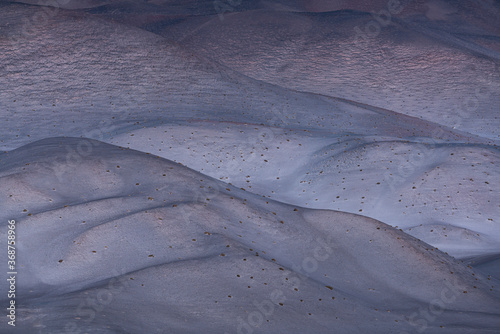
<box><xmin>0</xmin><ymin>137</ymin><xmax>499</xmax><ymax>333</ymax></box>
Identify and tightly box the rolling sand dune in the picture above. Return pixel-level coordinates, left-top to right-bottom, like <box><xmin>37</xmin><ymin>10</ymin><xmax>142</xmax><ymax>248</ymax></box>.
<box><xmin>0</xmin><ymin>1</ymin><xmax>499</xmax><ymax>333</ymax></box>
<box><xmin>2</xmin><ymin>3</ymin><xmax>485</xmax><ymax>152</ymax></box>
<box><xmin>157</xmin><ymin>8</ymin><xmax>500</xmax><ymax>140</ymax></box>
<box><xmin>0</xmin><ymin>138</ymin><xmax>499</xmax><ymax>333</ymax></box>
<box><xmin>107</xmin><ymin>123</ymin><xmax>500</xmax><ymax>260</ymax></box>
